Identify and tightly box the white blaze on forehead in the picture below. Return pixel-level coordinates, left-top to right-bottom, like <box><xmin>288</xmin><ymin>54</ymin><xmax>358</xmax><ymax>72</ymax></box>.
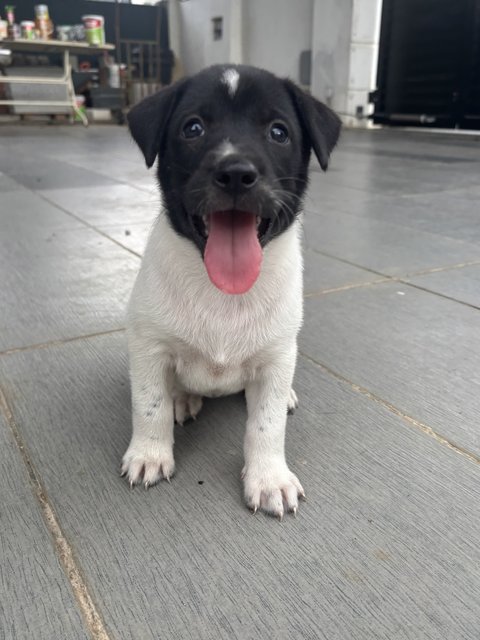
<box><xmin>221</xmin><ymin>68</ymin><xmax>240</xmax><ymax>97</ymax></box>
<box><xmin>216</xmin><ymin>140</ymin><xmax>237</xmax><ymax>158</ymax></box>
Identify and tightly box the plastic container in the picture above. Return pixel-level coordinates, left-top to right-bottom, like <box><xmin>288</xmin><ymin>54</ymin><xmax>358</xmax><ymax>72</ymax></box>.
<box><xmin>21</xmin><ymin>20</ymin><xmax>36</xmax><ymax>40</ymax></box>
<box><xmin>108</xmin><ymin>64</ymin><xmax>121</xmax><ymax>88</ymax></box>
<box><xmin>82</xmin><ymin>15</ymin><xmax>105</xmax><ymax>46</ymax></box>
<box><xmin>56</xmin><ymin>25</ymin><xmax>71</xmax><ymax>41</ymax></box>
<box><xmin>74</xmin><ymin>95</ymin><xmax>87</xmax><ymax>122</ymax></box>
<box><xmin>35</xmin><ymin>5</ymin><xmax>50</xmax><ymax>20</ymax></box>
<box><xmin>69</xmin><ymin>24</ymin><xmax>85</xmax><ymax>42</ymax></box>
<box><xmin>0</xmin><ymin>20</ymin><xmax>8</xmax><ymax>39</ymax></box>
<box><xmin>7</xmin><ymin>23</ymin><xmax>20</xmax><ymax>39</ymax></box>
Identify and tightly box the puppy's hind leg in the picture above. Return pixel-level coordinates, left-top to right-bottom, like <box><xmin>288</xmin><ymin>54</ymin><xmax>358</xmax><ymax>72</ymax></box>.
<box><xmin>174</xmin><ymin>394</ymin><xmax>203</xmax><ymax>425</ymax></box>
<box><xmin>122</xmin><ymin>336</ymin><xmax>175</xmax><ymax>488</ymax></box>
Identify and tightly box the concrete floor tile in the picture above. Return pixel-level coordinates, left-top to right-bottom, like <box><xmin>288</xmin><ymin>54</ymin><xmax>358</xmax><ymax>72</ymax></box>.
<box><xmin>0</xmin><ymin>172</ymin><xmax>24</xmax><ymax>192</ymax></box>
<box><xmin>0</xmin><ymin>413</ymin><xmax>88</xmax><ymax>640</ymax></box>
<box><xmin>303</xmin><ymin>247</ymin><xmax>379</xmax><ymax>294</ymax></box>
<box><xmin>41</xmin><ymin>184</ymin><xmax>160</xmax><ymax>227</ymax></box>
<box><xmin>1</xmin><ymin>335</ymin><xmax>479</xmax><ymax>639</ymax></box>
<box><xmin>408</xmin><ymin>264</ymin><xmax>480</xmax><ymax>308</ymax></box>
<box><xmin>2</xmin><ymin>123</ymin><xmax>480</xmax><ymax>640</ymax></box>
<box><xmin>97</xmin><ymin>221</ymin><xmax>153</xmax><ymax>256</ymax></box>
<box><xmin>0</xmin><ymin>153</ymin><xmax>117</xmax><ymax>191</ymax></box>
<box><xmin>302</xmin><ymin>207</ymin><xmax>480</xmax><ymax>276</ymax></box>
<box><xmin>0</xmin><ymin>207</ymin><xmax>138</xmax><ymax>349</ymax></box>
<box><xmin>302</xmin><ymin>281</ymin><xmax>480</xmax><ymax>455</ymax></box>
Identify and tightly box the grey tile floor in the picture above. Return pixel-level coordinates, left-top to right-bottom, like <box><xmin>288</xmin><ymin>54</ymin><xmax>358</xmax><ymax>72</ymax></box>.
<box><xmin>1</xmin><ymin>124</ymin><xmax>479</xmax><ymax>640</ymax></box>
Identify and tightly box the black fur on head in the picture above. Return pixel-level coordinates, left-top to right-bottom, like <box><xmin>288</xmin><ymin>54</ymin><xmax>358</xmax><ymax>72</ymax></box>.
<box><xmin>128</xmin><ymin>64</ymin><xmax>341</xmax><ymax>254</ymax></box>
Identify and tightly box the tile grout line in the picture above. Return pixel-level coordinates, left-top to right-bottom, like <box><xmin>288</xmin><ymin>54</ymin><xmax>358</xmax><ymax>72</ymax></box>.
<box><xmin>0</xmin><ymin>328</ymin><xmax>126</xmax><ymax>358</ymax></box>
<box><xmin>392</xmin><ymin>279</ymin><xmax>480</xmax><ymax>312</ymax></box>
<box><xmin>299</xmin><ymin>351</ymin><xmax>480</xmax><ymax>466</ymax></box>
<box><xmin>306</xmin><ymin>245</ymin><xmax>480</xmax><ymax>281</ymax></box>
<box><xmin>305</xmin><ymin>246</ymin><xmax>480</xmax><ymax>308</ymax></box>
<box><xmin>304</xmin><ymin>278</ymin><xmax>389</xmax><ymax>298</ymax></box>
<box><xmin>24</xmin><ymin>141</ymin><xmax>155</xmax><ymax>196</ymax></box>
<box><xmin>304</xmin><ymin>246</ymin><xmax>395</xmax><ymax>278</ymax></box>
<box><xmin>305</xmin><ymin>275</ymin><xmax>480</xmax><ymax>308</ymax></box>
<box><xmin>35</xmin><ymin>191</ymin><xmax>143</xmax><ymax>259</ymax></box>
<box><xmin>400</xmin><ymin>258</ymin><xmax>480</xmax><ymax>277</ymax></box>
<box><xmin>0</xmin><ymin>386</ymin><xmax>112</xmax><ymax>640</ymax></box>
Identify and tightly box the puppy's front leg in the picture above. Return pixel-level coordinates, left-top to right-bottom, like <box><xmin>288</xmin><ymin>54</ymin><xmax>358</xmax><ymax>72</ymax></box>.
<box><xmin>122</xmin><ymin>338</ymin><xmax>175</xmax><ymax>487</ymax></box>
<box><xmin>243</xmin><ymin>346</ymin><xmax>305</xmax><ymax>518</ymax></box>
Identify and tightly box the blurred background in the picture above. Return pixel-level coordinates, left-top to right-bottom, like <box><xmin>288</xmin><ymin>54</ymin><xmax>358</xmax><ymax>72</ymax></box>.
<box><xmin>1</xmin><ymin>0</ymin><xmax>479</xmax><ymax>129</ymax></box>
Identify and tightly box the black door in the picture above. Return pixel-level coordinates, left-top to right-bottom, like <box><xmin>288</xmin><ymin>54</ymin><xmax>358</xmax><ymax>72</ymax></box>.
<box><xmin>372</xmin><ymin>0</ymin><xmax>480</xmax><ymax>129</ymax></box>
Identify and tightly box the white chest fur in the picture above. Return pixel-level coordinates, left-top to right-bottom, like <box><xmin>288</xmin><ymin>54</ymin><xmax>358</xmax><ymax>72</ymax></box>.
<box><xmin>127</xmin><ymin>214</ymin><xmax>304</xmax><ymax>397</ymax></box>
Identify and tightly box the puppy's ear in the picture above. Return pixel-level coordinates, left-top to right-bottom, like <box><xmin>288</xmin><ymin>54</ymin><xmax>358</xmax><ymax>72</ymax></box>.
<box><xmin>284</xmin><ymin>79</ymin><xmax>341</xmax><ymax>171</ymax></box>
<box><xmin>127</xmin><ymin>78</ymin><xmax>189</xmax><ymax>168</ymax></box>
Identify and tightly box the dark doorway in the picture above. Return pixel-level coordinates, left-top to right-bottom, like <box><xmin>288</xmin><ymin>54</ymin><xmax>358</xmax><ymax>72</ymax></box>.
<box><xmin>372</xmin><ymin>0</ymin><xmax>480</xmax><ymax>129</ymax></box>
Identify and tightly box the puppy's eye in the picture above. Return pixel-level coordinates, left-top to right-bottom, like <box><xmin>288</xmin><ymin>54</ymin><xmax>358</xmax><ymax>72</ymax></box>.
<box><xmin>269</xmin><ymin>122</ymin><xmax>289</xmax><ymax>144</ymax></box>
<box><xmin>182</xmin><ymin>118</ymin><xmax>205</xmax><ymax>139</ymax></box>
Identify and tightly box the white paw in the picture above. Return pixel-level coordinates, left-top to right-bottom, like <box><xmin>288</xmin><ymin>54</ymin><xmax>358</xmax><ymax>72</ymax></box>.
<box><xmin>242</xmin><ymin>461</ymin><xmax>305</xmax><ymax>519</ymax></box>
<box><xmin>121</xmin><ymin>440</ymin><xmax>175</xmax><ymax>487</ymax></box>
<box><xmin>287</xmin><ymin>388</ymin><xmax>299</xmax><ymax>413</ymax></box>
<box><xmin>174</xmin><ymin>394</ymin><xmax>203</xmax><ymax>425</ymax></box>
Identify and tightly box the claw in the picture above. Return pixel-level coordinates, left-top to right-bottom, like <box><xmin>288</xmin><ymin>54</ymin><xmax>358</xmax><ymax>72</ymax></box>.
<box><xmin>252</xmin><ymin>506</ymin><xmax>258</xmax><ymax>515</ymax></box>
<box><xmin>120</xmin><ymin>469</ymin><xmax>127</xmax><ymax>477</ymax></box>
<box><xmin>144</xmin><ymin>481</ymin><xmax>150</xmax><ymax>490</ymax></box>
<box><xmin>165</xmin><ymin>475</ymin><xmax>171</xmax><ymax>484</ymax></box>
<box><xmin>300</xmin><ymin>492</ymin><xmax>306</xmax><ymax>501</ymax></box>
<box><xmin>278</xmin><ymin>512</ymin><xmax>284</xmax><ymax>522</ymax></box>
<box><xmin>292</xmin><ymin>506</ymin><xmax>297</xmax><ymax>517</ymax></box>
<box><xmin>129</xmin><ymin>480</ymin><xmax>134</xmax><ymax>490</ymax></box>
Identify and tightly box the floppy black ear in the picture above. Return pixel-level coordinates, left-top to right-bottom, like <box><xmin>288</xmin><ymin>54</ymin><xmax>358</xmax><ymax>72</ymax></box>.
<box><xmin>127</xmin><ymin>78</ymin><xmax>189</xmax><ymax>168</ymax></box>
<box><xmin>284</xmin><ymin>79</ymin><xmax>341</xmax><ymax>171</ymax></box>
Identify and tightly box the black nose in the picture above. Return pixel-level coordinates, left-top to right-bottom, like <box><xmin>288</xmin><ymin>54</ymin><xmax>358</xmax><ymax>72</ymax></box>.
<box><xmin>213</xmin><ymin>160</ymin><xmax>258</xmax><ymax>194</ymax></box>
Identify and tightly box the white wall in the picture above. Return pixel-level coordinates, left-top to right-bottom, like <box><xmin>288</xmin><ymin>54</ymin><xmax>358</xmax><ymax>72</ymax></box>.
<box><xmin>175</xmin><ymin>0</ymin><xmax>383</xmax><ymax>126</ymax></box>
<box><xmin>177</xmin><ymin>0</ymin><xmax>313</xmax><ymax>84</ymax></box>
<box><xmin>347</xmin><ymin>0</ymin><xmax>382</xmax><ymax>122</ymax></box>
<box><xmin>176</xmin><ymin>0</ymin><xmax>210</xmax><ymax>74</ymax></box>
<box><xmin>242</xmin><ymin>0</ymin><xmax>314</xmax><ymax>83</ymax></box>
<box><xmin>311</xmin><ymin>0</ymin><xmax>382</xmax><ymax>123</ymax></box>
<box><xmin>205</xmin><ymin>0</ymin><xmax>232</xmax><ymax>66</ymax></box>
<box><xmin>311</xmin><ymin>0</ymin><xmax>353</xmax><ymax>112</ymax></box>
<box><xmin>176</xmin><ymin>0</ymin><xmax>240</xmax><ymax>73</ymax></box>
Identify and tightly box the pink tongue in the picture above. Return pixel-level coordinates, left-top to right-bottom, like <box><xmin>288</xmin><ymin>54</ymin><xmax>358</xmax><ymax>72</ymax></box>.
<box><xmin>204</xmin><ymin>211</ymin><xmax>262</xmax><ymax>294</ymax></box>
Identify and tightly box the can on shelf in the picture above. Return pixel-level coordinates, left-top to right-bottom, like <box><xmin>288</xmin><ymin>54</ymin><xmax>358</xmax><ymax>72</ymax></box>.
<box><xmin>34</xmin><ymin>5</ymin><xmax>50</xmax><ymax>20</ymax></box>
<box><xmin>21</xmin><ymin>20</ymin><xmax>36</xmax><ymax>40</ymax></box>
<box><xmin>8</xmin><ymin>23</ymin><xmax>20</xmax><ymax>39</ymax></box>
<box><xmin>82</xmin><ymin>15</ymin><xmax>105</xmax><ymax>46</ymax></box>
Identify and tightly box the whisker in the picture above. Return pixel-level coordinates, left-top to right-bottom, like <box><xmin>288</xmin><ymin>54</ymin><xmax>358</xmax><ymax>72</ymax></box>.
<box><xmin>271</xmin><ymin>176</ymin><xmax>308</xmax><ymax>186</ymax></box>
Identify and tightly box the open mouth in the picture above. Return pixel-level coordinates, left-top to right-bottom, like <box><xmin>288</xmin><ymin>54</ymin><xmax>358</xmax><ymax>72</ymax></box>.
<box><xmin>193</xmin><ymin>210</ymin><xmax>270</xmax><ymax>295</ymax></box>
<box><xmin>193</xmin><ymin>213</ymin><xmax>271</xmax><ymax>242</ymax></box>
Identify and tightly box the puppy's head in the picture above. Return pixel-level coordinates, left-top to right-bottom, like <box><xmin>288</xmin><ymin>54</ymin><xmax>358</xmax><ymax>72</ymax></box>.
<box><xmin>128</xmin><ymin>65</ymin><xmax>340</xmax><ymax>294</ymax></box>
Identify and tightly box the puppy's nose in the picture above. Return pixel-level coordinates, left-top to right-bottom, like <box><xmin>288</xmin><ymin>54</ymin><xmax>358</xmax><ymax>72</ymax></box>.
<box><xmin>213</xmin><ymin>160</ymin><xmax>258</xmax><ymax>194</ymax></box>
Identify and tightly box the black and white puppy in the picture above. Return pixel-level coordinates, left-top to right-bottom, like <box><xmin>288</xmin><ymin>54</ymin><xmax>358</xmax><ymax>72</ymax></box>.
<box><xmin>123</xmin><ymin>64</ymin><xmax>340</xmax><ymax>518</ymax></box>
